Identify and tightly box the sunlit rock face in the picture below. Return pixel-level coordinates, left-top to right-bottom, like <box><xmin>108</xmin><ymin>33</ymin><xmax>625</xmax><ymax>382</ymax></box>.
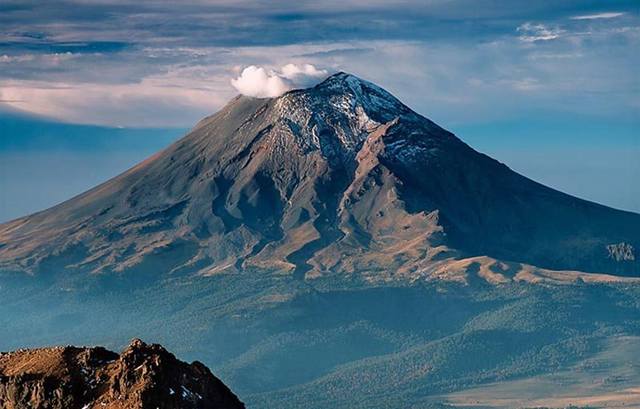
<box><xmin>0</xmin><ymin>339</ymin><xmax>245</xmax><ymax>409</ymax></box>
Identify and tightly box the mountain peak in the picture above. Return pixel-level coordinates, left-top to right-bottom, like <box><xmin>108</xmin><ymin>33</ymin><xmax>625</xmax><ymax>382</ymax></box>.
<box><xmin>308</xmin><ymin>72</ymin><xmax>409</xmax><ymax>118</ymax></box>
<box><xmin>317</xmin><ymin>71</ymin><xmax>365</xmax><ymax>86</ymax></box>
<box><xmin>1</xmin><ymin>71</ymin><xmax>638</xmax><ymax>281</ymax></box>
<box><xmin>271</xmin><ymin>71</ymin><xmax>419</xmax><ymax>147</ymax></box>
<box><xmin>316</xmin><ymin>71</ymin><xmax>383</xmax><ymax>91</ymax></box>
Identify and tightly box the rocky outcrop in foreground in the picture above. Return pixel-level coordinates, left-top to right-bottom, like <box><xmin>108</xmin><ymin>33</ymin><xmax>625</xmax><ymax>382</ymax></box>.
<box><xmin>0</xmin><ymin>339</ymin><xmax>245</xmax><ymax>409</ymax></box>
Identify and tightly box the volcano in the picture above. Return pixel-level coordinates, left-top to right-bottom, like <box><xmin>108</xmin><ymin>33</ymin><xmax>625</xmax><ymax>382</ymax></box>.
<box><xmin>0</xmin><ymin>72</ymin><xmax>637</xmax><ymax>281</ymax></box>
<box><xmin>1</xmin><ymin>73</ymin><xmax>640</xmax><ymax>409</ymax></box>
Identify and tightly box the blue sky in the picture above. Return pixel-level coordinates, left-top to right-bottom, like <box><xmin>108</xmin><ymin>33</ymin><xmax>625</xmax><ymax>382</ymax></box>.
<box><xmin>0</xmin><ymin>0</ymin><xmax>638</xmax><ymax>220</ymax></box>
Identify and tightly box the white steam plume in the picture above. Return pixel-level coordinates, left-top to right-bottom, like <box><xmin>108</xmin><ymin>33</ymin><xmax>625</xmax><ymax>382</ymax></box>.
<box><xmin>231</xmin><ymin>64</ymin><xmax>329</xmax><ymax>98</ymax></box>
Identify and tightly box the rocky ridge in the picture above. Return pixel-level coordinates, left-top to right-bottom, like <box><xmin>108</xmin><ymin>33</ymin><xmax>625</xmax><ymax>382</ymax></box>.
<box><xmin>0</xmin><ymin>339</ymin><xmax>245</xmax><ymax>409</ymax></box>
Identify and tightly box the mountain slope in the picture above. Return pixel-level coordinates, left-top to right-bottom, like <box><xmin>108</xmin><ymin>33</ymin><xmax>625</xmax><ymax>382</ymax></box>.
<box><xmin>1</xmin><ymin>72</ymin><xmax>639</xmax><ymax>409</ymax></box>
<box><xmin>0</xmin><ymin>72</ymin><xmax>637</xmax><ymax>281</ymax></box>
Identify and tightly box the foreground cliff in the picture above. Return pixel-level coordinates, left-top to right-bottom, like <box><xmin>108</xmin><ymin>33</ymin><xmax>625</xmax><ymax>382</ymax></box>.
<box><xmin>0</xmin><ymin>339</ymin><xmax>244</xmax><ymax>409</ymax></box>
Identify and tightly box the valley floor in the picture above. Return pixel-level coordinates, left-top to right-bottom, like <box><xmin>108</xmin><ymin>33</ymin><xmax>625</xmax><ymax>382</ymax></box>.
<box><xmin>441</xmin><ymin>336</ymin><xmax>640</xmax><ymax>408</ymax></box>
<box><xmin>2</xmin><ymin>272</ymin><xmax>640</xmax><ymax>409</ymax></box>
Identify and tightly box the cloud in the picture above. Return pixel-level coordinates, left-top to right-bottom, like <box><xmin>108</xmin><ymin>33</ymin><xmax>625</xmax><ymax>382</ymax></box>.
<box><xmin>0</xmin><ymin>1</ymin><xmax>637</xmax><ymax>126</ymax></box>
<box><xmin>571</xmin><ymin>12</ymin><xmax>625</xmax><ymax>20</ymax></box>
<box><xmin>231</xmin><ymin>64</ymin><xmax>329</xmax><ymax>97</ymax></box>
<box><xmin>0</xmin><ymin>52</ymin><xmax>76</xmax><ymax>65</ymax></box>
<box><xmin>281</xmin><ymin>63</ymin><xmax>330</xmax><ymax>87</ymax></box>
<box><xmin>517</xmin><ymin>23</ymin><xmax>564</xmax><ymax>42</ymax></box>
<box><xmin>0</xmin><ymin>77</ymin><xmax>231</xmax><ymax>127</ymax></box>
<box><xmin>230</xmin><ymin>66</ymin><xmax>290</xmax><ymax>98</ymax></box>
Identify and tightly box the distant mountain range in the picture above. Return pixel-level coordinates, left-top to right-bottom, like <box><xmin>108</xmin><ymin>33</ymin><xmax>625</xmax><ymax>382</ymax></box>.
<box><xmin>0</xmin><ymin>108</ymin><xmax>184</xmax><ymax>152</ymax></box>
<box><xmin>0</xmin><ymin>108</ymin><xmax>183</xmax><ymax>222</ymax></box>
<box><xmin>0</xmin><ymin>73</ymin><xmax>639</xmax><ymax>408</ymax></box>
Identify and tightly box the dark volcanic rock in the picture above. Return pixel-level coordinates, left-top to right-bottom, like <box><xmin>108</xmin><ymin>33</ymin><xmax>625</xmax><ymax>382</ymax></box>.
<box><xmin>0</xmin><ymin>339</ymin><xmax>245</xmax><ymax>409</ymax></box>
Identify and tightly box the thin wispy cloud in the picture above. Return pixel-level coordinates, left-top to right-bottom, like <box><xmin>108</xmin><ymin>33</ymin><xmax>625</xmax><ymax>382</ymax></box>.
<box><xmin>571</xmin><ymin>12</ymin><xmax>625</xmax><ymax>20</ymax></box>
<box><xmin>517</xmin><ymin>23</ymin><xmax>564</xmax><ymax>42</ymax></box>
